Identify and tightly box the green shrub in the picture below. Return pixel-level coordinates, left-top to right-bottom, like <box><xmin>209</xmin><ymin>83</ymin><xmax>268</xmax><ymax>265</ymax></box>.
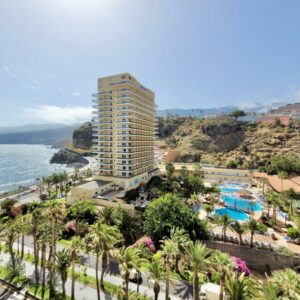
<box><xmin>276</xmin><ymin>246</ymin><xmax>293</xmax><ymax>256</ymax></box>
<box><xmin>287</xmin><ymin>227</ymin><xmax>300</xmax><ymax>239</ymax></box>
<box><xmin>226</xmin><ymin>160</ymin><xmax>238</xmax><ymax>169</ymax></box>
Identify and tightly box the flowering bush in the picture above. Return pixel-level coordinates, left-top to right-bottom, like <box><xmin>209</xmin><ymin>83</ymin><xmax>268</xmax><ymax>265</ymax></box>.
<box><xmin>66</xmin><ymin>219</ymin><xmax>76</xmax><ymax>233</ymax></box>
<box><xmin>231</xmin><ymin>256</ymin><xmax>252</xmax><ymax>276</ymax></box>
<box><xmin>133</xmin><ymin>236</ymin><xmax>156</xmax><ymax>252</ymax></box>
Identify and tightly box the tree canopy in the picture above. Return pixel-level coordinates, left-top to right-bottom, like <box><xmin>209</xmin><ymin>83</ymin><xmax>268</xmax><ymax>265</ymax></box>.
<box><xmin>143</xmin><ymin>193</ymin><xmax>208</xmax><ymax>244</ymax></box>
<box><xmin>265</xmin><ymin>155</ymin><xmax>300</xmax><ymax>176</ymax></box>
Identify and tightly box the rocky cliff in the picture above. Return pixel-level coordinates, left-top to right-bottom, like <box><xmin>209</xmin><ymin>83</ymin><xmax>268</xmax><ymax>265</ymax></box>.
<box><xmin>72</xmin><ymin>122</ymin><xmax>92</xmax><ymax>150</ymax></box>
<box><xmin>160</xmin><ymin>116</ymin><xmax>300</xmax><ymax>168</ymax></box>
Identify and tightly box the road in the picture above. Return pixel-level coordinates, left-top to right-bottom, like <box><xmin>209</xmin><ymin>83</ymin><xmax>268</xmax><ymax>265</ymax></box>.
<box><xmin>22</xmin><ymin>238</ymin><xmax>192</xmax><ymax>299</ymax></box>
<box><xmin>0</xmin><ymin>252</ymin><xmax>115</xmax><ymax>300</ymax></box>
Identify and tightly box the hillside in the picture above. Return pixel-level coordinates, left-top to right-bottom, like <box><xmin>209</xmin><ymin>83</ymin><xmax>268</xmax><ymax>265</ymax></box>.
<box><xmin>0</xmin><ymin>127</ymin><xmax>74</xmax><ymax>145</ymax></box>
<box><xmin>72</xmin><ymin>122</ymin><xmax>92</xmax><ymax>149</ymax></box>
<box><xmin>159</xmin><ymin>116</ymin><xmax>300</xmax><ymax>169</ymax></box>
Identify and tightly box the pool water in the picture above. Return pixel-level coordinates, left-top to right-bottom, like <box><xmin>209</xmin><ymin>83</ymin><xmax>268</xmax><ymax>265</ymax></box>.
<box><xmin>279</xmin><ymin>211</ymin><xmax>286</xmax><ymax>219</ymax></box>
<box><xmin>221</xmin><ymin>195</ymin><xmax>262</xmax><ymax>212</ymax></box>
<box><xmin>218</xmin><ymin>185</ymin><xmax>242</xmax><ymax>194</ymax></box>
<box><xmin>194</xmin><ymin>204</ymin><xmax>201</xmax><ymax>213</ymax></box>
<box><xmin>215</xmin><ymin>207</ymin><xmax>249</xmax><ymax>221</ymax></box>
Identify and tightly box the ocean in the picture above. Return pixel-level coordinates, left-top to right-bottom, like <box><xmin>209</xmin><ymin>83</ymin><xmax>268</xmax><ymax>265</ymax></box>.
<box><xmin>0</xmin><ymin>144</ymin><xmax>70</xmax><ymax>193</ymax></box>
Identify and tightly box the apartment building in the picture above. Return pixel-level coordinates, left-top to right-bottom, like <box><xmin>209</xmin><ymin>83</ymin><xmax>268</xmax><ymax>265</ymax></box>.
<box><xmin>92</xmin><ymin>73</ymin><xmax>157</xmax><ymax>189</ymax></box>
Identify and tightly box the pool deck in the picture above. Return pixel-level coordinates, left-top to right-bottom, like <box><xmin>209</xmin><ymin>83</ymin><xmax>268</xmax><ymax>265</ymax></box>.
<box><xmin>197</xmin><ymin>184</ymin><xmax>300</xmax><ymax>255</ymax></box>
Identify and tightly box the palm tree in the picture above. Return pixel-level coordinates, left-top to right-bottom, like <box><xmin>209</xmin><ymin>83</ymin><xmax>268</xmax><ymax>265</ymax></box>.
<box><xmin>166</xmin><ymin>163</ymin><xmax>175</xmax><ymax>179</ymax></box>
<box><xmin>244</xmin><ymin>218</ymin><xmax>261</xmax><ymax>248</ymax></box>
<box><xmin>185</xmin><ymin>241</ymin><xmax>212</xmax><ymax>300</ymax></box>
<box><xmin>86</xmin><ymin>222</ymin><xmax>121</xmax><ymax>300</ymax></box>
<box><xmin>259</xmin><ymin>177</ymin><xmax>269</xmax><ymax>194</ymax></box>
<box><xmin>194</xmin><ymin>162</ymin><xmax>203</xmax><ymax>177</ymax></box>
<box><xmin>254</xmin><ymin>277</ymin><xmax>279</xmax><ymax>300</ymax></box>
<box><xmin>272</xmin><ymin>268</ymin><xmax>300</xmax><ymax>299</ymax></box>
<box><xmin>231</xmin><ymin>221</ymin><xmax>248</xmax><ymax>245</ymax></box>
<box><xmin>210</xmin><ymin>250</ymin><xmax>234</xmax><ymax>300</ymax></box>
<box><xmin>278</xmin><ymin>171</ymin><xmax>288</xmax><ymax>193</ymax></box>
<box><xmin>284</xmin><ymin>188</ymin><xmax>297</xmax><ymax>215</ymax></box>
<box><xmin>147</xmin><ymin>257</ymin><xmax>164</xmax><ymax>300</ymax></box>
<box><xmin>265</xmin><ymin>191</ymin><xmax>280</xmax><ymax>221</ymax></box>
<box><xmin>264</xmin><ymin>191</ymin><xmax>274</xmax><ymax>219</ymax></box>
<box><xmin>36</xmin><ymin>222</ymin><xmax>51</xmax><ymax>299</ymax></box>
<box><xmin>116</xmin><ymin>246</ymin><xmax>145</xmax><ymax>300</ymax></box>
<box><xmin>28</xmin><ymin>208</ymin><xmax>43</xmax><ymax>286</ymax></box>
<box><xmin>217</xmin><ymin>214</ymin><xmax>234</xmax><ymax>241</ymax></box>
<box><xmin>271</xmin><ymin>193</ymin><xmax>281</xmax><ymax>222</ymax></box>
<box><xmin>169</xmin><ymin>227</ymin><xmax>191</xmax><ymax>272</ymax></box>
<box><xmin>160</xmin><ymin>239</ymin><xmax>175</xmax><ymax>300</ymax></box>
<box><xmin>55</xmin><ymin>249</ymin><xmax>71</xmax><ymax>300</ymax></box>
<box><xmin>0</xmin><ymin>217</ymin><xmax>19</xmax><ymax>269</ymax></box>
<box><xmin>42</xmin><ymin>176</ymin><xmax>53</xmax><ymax>199</ymax></box>
<box><xmin>225</xmin><ymin>272</ymin><xmax>253</xmax><ymax>300</ymax></box>
<box><xmin>203</xmin><ymin>204</ymin><xmax>214</xmax><ymax>218</ymax></box>
<box><xmin>69</xmin><ymin>236</ymin><xmax>81</xmax><ymax>300</ymax></box>
<box><xmin>18</xmin><ymin>214</ymin><xmax>31</xmax><ymax>259</ymax></box>
<box><xmin>46</xmin><ymin>201</ymin><xmax>65</xmax><ymax>299</ymax></box>
<box><xmin>133</xmin><ymin>243</ymin><xmax>151</xmax><ymax>294</ymax></box>
<box><xmin>99</xmin><ymin>207</ymin><xmax>120</xmax><ymax>226</ymax></box>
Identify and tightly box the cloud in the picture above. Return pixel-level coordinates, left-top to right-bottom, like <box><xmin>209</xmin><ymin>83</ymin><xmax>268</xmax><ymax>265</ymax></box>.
<box><xmin>23</xmin><ymin>105</ymin><xmax>92</xmax><ymax>125</ymax></box>
<box><xmin>72</xmin><ymin>91</ymin><xmax>82</xmax><ymax>97</ymax></box>
<box><xmin>2</xmin><ymin>66</ymin><xmax>17</xmax><ymax>78</ymax></box>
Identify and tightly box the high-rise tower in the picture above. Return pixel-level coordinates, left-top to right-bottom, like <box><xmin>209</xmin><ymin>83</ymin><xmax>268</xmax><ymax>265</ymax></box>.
<box><xmin>92</xmin><ymin>73</ymin><xmax>157</xmax><ymax>189</ymax></box>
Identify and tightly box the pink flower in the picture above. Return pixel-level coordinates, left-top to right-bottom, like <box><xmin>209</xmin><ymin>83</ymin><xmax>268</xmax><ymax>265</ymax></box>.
<box><xmin>231</xmin><ymin>256</ymin><xmax>252</xmax><ymax>276</ymax></box>
<box><xmin>66</xmin><ymin>220</ymin><xmax>76</xmax><ymax>232</ymax></box>
<box><xmin>133</xmin><ymin>236</ymin><xmax>156</xmax><ymax>252</ymax></box>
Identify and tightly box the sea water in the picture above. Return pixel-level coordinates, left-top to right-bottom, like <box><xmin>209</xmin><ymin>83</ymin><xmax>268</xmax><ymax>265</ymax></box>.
<box><xmin>0</xmin><ymin>144</ymin><xmax>69</xmax><ymax>193</ymax></box>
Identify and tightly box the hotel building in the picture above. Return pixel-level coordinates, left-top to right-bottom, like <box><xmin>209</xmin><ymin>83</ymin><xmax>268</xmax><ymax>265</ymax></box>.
<box><xmin>92</xmin><ymin>73</ymin><xmax>157</xmax><ymax>189</ymax></box>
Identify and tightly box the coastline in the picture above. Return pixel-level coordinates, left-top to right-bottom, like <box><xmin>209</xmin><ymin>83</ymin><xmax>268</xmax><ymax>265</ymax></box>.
<box><xmin>0</xmin><ymin>144</ymin><xmax>94</xmax><ymax>198</ymax></box>
<box><xmin>0</xmin><ymin>154</ymin><xmax>97</xmax><ymax>200</ymax></box>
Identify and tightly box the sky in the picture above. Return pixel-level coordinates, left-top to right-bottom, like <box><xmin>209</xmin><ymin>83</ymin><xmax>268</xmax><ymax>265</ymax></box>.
<box><xmin>1</xmin><ymin>0</ymin><xmax>300</xmax><ymax>126</ymax></box>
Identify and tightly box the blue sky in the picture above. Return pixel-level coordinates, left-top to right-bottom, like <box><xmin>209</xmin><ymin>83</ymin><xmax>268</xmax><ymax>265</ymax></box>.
<box><xmin>1</xmin><ymin>0</ymin><xmax>300</xmax><ymax>126</ymax></box>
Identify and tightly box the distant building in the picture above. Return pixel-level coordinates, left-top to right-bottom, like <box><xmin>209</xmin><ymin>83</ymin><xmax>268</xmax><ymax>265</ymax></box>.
<box><xmin>92</xmin><ymin>73</ymin><xmax>158</xmax><ymax>189</ymax></box>
<box><xmin>257</xmin><ymin>115</ymin><xmax>290</xmax><ymax>126</ymax></box>
<box><xmin>271</xmin><ymin>103</ymin><xmax>300</xmax><ymax>116</ymax></box>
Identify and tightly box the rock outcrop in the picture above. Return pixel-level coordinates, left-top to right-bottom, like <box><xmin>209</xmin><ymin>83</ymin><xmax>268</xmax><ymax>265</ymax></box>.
<box><xmin>73</xmin><ymin>122</ymin><xmax>92</xmax><ymax>150</ymax></box>
<box><xmin>50</xmin><ymin>149</ymin><xmax>89</xmax><ymax>166</ymax></box>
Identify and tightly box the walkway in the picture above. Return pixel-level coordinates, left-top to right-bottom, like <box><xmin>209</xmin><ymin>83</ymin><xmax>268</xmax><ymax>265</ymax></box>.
<box><xmin>2</xmin><ymin>243</ymin><xmax>185</xmax><ymax>300</ymax></box>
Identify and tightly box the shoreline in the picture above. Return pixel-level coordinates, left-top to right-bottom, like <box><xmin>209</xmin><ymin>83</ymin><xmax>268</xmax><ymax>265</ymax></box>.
<box><xmin>0</xmin><ymin>144</ymin><xmax>96</xmax><ymax>198</ymax></box>
<box><xmin>0</xmin><ymin>158</ymin><xmax>94</xmax><ymax>200</ymax></box>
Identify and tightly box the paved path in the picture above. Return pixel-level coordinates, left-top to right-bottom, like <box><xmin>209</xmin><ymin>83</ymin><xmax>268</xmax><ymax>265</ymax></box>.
<box><xmin>0</xmin><ymin>252</ymin><xmax>115</xmax><ymax>300</ymax></box>
<box><xmin>8</xmin><ymin>243</ymin><xmax>185</xmax><ymax>300</ymax></box>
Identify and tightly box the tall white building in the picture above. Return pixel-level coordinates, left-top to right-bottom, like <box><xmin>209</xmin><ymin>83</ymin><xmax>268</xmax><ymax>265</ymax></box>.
<box><xmin>92</xmin><ymin>73</ymin><xmax>157</xmax><ymax>189</ymax></box>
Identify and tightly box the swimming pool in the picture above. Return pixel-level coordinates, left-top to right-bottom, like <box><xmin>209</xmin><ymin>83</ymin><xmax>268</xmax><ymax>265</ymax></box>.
<box><xmin>221</xmin><ymin>195</ymin><xmax>262</xmax><ymax>212</ymax></box>
<box><xmin>215</xmin><ymin>207</ymin><xmax>249</xmax><ymax>221</ymax></box>
<box><xmin>218</xmin><ymin>185</ymin><xmax>242</xmax><ymax>194</ymax></box>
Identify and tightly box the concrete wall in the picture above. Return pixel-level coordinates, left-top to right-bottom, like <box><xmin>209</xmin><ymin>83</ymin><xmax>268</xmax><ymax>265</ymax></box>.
<box><xmin>204</xmin><ymin>240</ymin><xmax>300</xmax><ymax>273</ymax></box>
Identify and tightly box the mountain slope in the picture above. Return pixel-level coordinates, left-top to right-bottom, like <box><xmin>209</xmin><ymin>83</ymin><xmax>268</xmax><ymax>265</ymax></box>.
<box><xmin>159</xmin><ymin>116</ymin><xmax>300</xmax><ymax>168</ymax></box>
<box><xmin>0</xmin><ymin>127</ymin><xmax>74</xmax><ymax>145</ymax></box>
